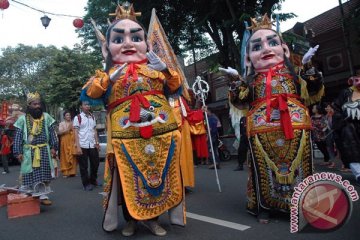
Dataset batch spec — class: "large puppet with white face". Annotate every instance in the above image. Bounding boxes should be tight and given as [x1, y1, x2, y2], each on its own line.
[332, 72, 360, 184]
[220, 14, 324, 223]
[82, 3, 184, 235]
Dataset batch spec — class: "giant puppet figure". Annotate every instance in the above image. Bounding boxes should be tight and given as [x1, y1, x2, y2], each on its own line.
[332, 72, 360, 184]
[81, 3, 184, 237]
[221, 14, 324, 223]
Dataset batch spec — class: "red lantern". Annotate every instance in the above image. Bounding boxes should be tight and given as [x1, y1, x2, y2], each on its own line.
[73, 18, 84, 29]
[0, 0, 10, 10]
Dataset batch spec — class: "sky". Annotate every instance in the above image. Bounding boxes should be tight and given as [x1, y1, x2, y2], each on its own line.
[0, 0, 88, 49]
[0, 0, 346, 50]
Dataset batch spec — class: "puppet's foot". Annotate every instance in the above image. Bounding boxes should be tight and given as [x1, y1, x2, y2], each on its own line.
[257, 211, 270, 224]
[142, 220, 167, 236]
[122, 220, 137, 237]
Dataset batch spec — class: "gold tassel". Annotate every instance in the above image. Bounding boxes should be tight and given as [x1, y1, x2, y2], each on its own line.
[254, 130, 307, 184]
[300, 79, 325, 106]
[238, 87, 249, 100]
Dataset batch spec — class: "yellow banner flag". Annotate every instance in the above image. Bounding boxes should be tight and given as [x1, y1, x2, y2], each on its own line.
[148, 9, 190, 101]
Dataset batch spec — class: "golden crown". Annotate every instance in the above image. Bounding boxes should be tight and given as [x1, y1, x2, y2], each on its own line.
[247, 13, 274, 31]
[109, 1, 141, 21]
[26, 92, 41, 104]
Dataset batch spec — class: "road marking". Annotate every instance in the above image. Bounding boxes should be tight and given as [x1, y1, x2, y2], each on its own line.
[186, 212, 251, 231]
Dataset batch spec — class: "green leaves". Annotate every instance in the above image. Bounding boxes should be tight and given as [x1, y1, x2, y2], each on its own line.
[77, 0, 292, 70]
[0, 45, 101, 114]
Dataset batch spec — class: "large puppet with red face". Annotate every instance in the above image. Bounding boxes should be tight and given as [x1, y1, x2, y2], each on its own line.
[332, 72, 360, 185]
[220, 14, 324, 223]
[81, 3, 184, 236]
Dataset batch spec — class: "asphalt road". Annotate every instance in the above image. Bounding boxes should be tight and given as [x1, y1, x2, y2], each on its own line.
[0, 157, 359, 240]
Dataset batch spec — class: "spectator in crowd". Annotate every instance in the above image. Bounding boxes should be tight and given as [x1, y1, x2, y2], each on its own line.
[234, 117, 248, 171]
[324, 103, 337, 168]
[73, 101, 100, 191]
[1, 129, 11, 174]
[204, 107, 221, 170]
[311, 104, 331, 166]
[58, 110, 77, 177]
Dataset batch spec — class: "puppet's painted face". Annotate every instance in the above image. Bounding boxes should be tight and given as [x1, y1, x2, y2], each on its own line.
[108, 19, 147, 63]
[352, 76, 360, 90]
[246, 29, 289, 70]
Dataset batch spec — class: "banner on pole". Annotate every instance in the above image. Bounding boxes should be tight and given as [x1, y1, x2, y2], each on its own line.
[148, 9, 190, 101]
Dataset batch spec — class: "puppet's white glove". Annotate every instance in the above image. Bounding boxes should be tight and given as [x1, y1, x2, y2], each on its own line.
[218, 66, 239, 77]
[147, 51, 167, 71]
[110, 63, 128, 82]
[302, 45, 319, 64]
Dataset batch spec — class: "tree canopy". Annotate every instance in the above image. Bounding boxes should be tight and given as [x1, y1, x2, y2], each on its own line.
[0, 45, 101, 115]
[0, 0, 297, 114]
[78, 0, 295, 70]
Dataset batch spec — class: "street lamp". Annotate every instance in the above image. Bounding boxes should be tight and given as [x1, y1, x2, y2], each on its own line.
[40, 15, 51, 29]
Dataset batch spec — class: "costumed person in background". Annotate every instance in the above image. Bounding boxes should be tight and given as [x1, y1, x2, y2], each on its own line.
[5, 103, 25, 126]
[223, 14, 324, 223]
[166, 87, 195, 190]
[187, 95, 208, 166]
[13, 92, 59, 206]
[332, 72, 360, 184]
[58, 110, 77, 178]
[81, 2, 184, 237]
[219, 67, 249, 171]
[146, 7, 195, 191]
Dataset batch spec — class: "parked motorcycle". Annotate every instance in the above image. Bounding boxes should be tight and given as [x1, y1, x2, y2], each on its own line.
[218, 139, 231, 161]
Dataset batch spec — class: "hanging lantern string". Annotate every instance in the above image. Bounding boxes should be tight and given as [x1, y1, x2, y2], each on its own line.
[10, 0, 82, 18]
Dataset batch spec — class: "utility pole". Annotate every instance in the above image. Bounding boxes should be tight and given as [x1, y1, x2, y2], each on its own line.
[338, 0, 354, 76]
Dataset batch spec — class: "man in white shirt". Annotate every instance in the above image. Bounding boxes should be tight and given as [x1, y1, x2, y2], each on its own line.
[73, 101, 100, 191]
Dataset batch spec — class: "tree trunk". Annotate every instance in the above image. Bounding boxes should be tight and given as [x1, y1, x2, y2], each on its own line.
[204, 20, 230, 66]
[225, 0, 244, 42]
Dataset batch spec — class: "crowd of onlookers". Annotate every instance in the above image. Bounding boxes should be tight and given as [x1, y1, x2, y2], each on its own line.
[0, 101, 101, 192]
[0, 100, 356, 177]
[310, 102, 351, 171]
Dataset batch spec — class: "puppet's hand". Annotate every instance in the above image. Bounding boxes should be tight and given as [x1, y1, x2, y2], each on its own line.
[218, 67, 239, 77]
[302, 45, 319, 64]
[147, 51, 167, 71]
[110, 63, 128, 82]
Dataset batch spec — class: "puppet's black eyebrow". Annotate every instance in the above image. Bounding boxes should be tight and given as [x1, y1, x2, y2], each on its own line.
[250, 38, 261, 43]
[130, 28, 142, 33]
[266, 34, 277, 40]
[113, 28, 125, 33]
